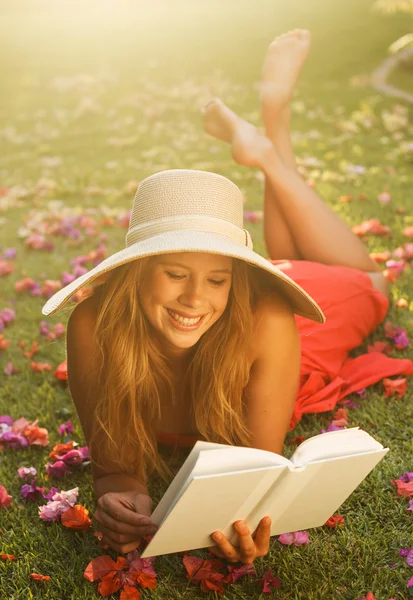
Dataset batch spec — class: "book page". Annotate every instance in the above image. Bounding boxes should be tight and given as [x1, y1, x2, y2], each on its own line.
[142, 447, 388, 558]
[152, 442, 290, 525]
[142, 465, 287, 558]
[291, 427, 384, 466]
[267, 449, 388, 534]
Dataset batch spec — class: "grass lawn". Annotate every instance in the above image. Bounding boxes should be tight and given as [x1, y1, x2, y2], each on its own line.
[0, 0, 413, 598]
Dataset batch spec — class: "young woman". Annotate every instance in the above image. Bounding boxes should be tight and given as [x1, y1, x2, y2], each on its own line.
[43, 30, 412, 565]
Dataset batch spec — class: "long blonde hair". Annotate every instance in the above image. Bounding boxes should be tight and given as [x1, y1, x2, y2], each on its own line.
[87, 254, 268, 484]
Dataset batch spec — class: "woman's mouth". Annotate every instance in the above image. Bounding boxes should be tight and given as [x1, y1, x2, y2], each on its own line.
[164, 307, 206, 331]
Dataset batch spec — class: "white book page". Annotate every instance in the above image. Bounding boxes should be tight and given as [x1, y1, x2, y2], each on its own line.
[291, 427, 384, 466]
[152, 442, 290, 524]
[142, 447, 388, 558]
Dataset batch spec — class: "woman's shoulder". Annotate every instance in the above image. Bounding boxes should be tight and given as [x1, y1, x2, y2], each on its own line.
[249, 290, 296, 363]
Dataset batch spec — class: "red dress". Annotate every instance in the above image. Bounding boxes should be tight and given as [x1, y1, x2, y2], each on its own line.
[158, 260, 413, 449]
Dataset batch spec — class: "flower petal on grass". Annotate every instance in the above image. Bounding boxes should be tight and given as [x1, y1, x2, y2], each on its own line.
[45, 460, 72, 478]
[324, 515, 345, 528]
[227, 563, 256, 583]
[259, 569, 281, 593]
[84, 556, 118, 582]
[17, 466, 37, 480]
[383, 378, 407, 399]
[393, 479, 413, 497]
[97, 572, 122, 597]
[61, 504, 92, 530]
[120, 585, 141, 600]
[29, 573, 50, 581]
[1, 554, 17, 560]
[278, 531, 310, 545]
[0, 485, 12, 507]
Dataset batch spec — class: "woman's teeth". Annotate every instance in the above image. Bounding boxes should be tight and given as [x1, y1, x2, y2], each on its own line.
[166, 309, 202, 326]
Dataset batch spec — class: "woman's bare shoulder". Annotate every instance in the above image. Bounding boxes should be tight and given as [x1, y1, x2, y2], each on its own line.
[249, 291, 296, 363]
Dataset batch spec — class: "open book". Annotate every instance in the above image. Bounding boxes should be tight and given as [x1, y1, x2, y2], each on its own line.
[141, 427, 388, 558]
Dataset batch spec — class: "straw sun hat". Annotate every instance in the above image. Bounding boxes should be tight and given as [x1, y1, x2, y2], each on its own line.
[42, 169, 325, 322]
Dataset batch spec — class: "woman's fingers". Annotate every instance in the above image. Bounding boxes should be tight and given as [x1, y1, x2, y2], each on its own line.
[252, 516, 272, 554]
[211, 531, 240, 563]
[100, 529, 141, 554]
[94, 507, 157, 538]
[97, 494, 154, 528]
[233, 521, 256, 563]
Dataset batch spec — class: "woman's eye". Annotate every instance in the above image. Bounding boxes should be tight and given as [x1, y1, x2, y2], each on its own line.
[165, 272, 226, 286]
[210, 280, 226, 286]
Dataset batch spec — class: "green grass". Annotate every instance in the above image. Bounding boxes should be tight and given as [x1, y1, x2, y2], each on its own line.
[1, 0, 413, 598]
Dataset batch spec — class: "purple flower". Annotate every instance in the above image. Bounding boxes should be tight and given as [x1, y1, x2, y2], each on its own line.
[45, 461, 71, 478]
[0, 308, 15, 324]
[58, 420, 74, 436]
[399, 548, 413, 566]
[42, 487, 59, 500]
[393, 330, 409, 350]
[17, 466, 37, 480]
[21, 481, 45, 501]
[0, 431, 29, 448]
[61, 271, 76, 286]
[56, 449, 83, 465]
[400, 472, 413, 483]
[78, 446, 89, 460]
[407, 499, 413, 511]
[278, 531, 310, 546]
[355, 388, 367, 398]
[321, 423, 345, 434]
[0, 416, 13, 426]
[4, 248, 16, 259]
[4, 362, 17, 376]
[38, 501, 65, 521]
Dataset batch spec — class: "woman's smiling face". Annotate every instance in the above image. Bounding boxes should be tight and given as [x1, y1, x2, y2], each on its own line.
[138, 252, 233, 360]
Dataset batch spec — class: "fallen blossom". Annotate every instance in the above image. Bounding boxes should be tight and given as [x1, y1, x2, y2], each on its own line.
[226, 563, 256, 583]
[17, 466, 37, 480]
[0, 485, 12, 508]
[399, 548, 413, 566]
[393, 479, 413, 497]
[259, 569, 281, 594]
[45, 460, 72, 478]
[352, 219, 391, 237]
[367, 341, 393, 354]
[58, 420, 74, 436]
[22, 420, 49, 446]
[324, 515, 345, 528]
[278, 531, 310, 545]
[332, 408, 348, 427]
[377, 192, 391, 204]
[61, 504, 92, 530]
[21, 481, 45, 501]
[4, 362, 18, 375]
[321, 423, 345, 433]
[383, 378, 407, 399]
[29, 573, 50, 581]
[396, 298, 408, 308]
[1, 554, 17, 560]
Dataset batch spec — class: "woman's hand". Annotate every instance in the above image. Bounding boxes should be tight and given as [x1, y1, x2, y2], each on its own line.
[208, 516, 272, 564]
[94, 491, 158, 554]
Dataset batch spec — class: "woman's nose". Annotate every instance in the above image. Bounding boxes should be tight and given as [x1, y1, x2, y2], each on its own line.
[179, 280, 204, 307]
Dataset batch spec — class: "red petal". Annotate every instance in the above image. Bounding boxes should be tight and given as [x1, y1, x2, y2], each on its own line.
[84, 556, 117, 582]
[61, 504, 92, 530]
[1, 554, 16, 560]
[97, 573, 122, 597]
[120, 585, 141, 600]
[134, 572, 157, 589]
[29, 573, 50, 581]
[183, 555, 203, 578]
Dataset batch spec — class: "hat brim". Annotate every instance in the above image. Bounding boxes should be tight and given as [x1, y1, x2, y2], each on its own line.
[41, 230, 325, 323]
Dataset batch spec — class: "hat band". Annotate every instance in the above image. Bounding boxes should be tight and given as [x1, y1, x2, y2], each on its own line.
[125, 215, 253, 250]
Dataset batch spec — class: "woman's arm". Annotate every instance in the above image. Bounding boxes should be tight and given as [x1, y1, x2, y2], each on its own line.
[244, 292, 301, 455]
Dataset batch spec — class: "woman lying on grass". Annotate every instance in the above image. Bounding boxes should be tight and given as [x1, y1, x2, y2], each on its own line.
[43, 29, 410, 565]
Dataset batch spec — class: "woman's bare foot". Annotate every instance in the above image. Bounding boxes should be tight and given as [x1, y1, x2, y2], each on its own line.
[260, 29, 312, 133]
[203, 98, 275, 168]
